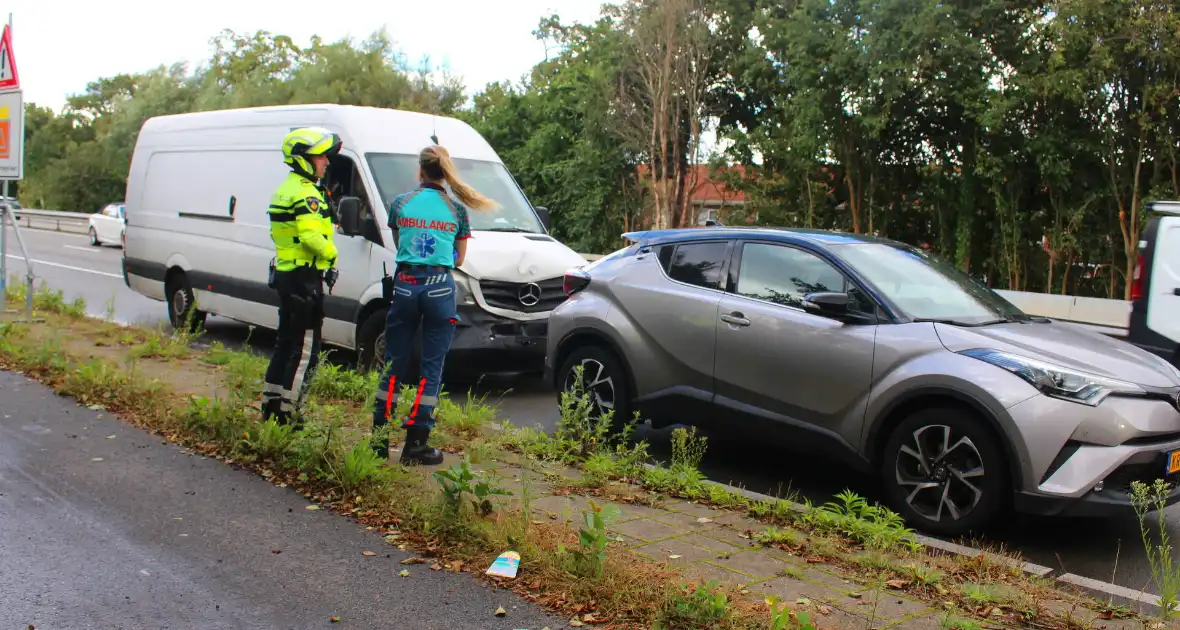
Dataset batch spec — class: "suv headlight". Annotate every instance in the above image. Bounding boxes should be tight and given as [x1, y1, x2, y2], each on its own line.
[959, 348, 1145, 406]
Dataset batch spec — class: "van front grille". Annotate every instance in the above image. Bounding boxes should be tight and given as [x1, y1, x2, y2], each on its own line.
[479, 277, 567, 314]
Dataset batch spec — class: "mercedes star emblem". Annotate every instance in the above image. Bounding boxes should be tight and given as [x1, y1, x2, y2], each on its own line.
[518, 282, 543, 307]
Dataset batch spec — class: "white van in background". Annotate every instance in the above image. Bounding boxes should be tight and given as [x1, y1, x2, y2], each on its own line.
[1129, 200, 1180, 365]
[121, 104, 588, 373]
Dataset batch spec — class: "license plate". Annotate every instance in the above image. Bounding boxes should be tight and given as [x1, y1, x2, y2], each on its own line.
[1169, 451, 1180, 475]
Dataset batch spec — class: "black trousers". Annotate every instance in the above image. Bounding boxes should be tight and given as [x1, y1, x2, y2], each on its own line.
[262, 267, 325, 423]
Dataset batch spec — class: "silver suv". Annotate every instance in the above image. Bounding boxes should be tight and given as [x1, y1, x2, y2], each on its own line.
[544, 227, 1180, 535]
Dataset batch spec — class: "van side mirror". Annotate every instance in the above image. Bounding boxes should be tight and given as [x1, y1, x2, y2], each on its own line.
[534, 206, 550, 231]
[338, 196, 362, 236]
[802, 291, 850, 317]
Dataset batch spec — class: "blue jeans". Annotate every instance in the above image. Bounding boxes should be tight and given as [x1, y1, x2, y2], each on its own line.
[372, 265, 457, 432]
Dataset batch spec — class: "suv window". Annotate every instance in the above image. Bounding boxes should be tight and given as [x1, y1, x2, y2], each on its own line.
[736, 242, 872, 311]
[658, 241, 728, 290]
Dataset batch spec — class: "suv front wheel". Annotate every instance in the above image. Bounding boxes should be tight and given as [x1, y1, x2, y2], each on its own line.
[558, 345, 632, 431]
[879, 407, 1009, 537]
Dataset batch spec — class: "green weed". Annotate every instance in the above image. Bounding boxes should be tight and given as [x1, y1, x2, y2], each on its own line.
[433, 456, 513, 521]
[801, 490, 920, 552]
[308, 359, 376, 401]
[328, 440, 386, 493]
[767, 596, 815, 630]
[559, 499, 619, 579]
[1130, 479, 1180, 618]
[241, 418, 297, 462]
[655, 580, 733, 629]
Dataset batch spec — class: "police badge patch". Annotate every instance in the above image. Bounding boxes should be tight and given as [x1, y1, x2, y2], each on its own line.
[305, 197, 321, 213]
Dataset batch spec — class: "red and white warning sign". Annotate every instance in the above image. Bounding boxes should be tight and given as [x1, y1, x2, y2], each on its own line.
[0, 25, 19, 93]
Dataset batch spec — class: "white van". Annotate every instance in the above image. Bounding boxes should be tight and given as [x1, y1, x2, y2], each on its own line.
[1128, 200, 1180, 365]
[121, 104, 588, 372]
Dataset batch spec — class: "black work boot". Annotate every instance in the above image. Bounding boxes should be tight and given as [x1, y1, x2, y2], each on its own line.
[262, 398, 290, 425]
[399, 425, 444, 466]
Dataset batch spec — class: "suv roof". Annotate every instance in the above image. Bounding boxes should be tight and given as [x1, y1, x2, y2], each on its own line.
[621, 226, 904, 248]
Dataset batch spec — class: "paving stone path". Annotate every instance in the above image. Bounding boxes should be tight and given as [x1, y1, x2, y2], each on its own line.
[460, 454, 1145, 630]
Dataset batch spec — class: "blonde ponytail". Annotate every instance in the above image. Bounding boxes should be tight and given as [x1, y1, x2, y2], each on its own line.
[419, 145, 498, 211]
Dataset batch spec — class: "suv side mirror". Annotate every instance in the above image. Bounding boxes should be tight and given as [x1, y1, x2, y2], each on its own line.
[534, 206, 550, 231]
[338, 196, 362, 236]
[802, 291, 850, 317]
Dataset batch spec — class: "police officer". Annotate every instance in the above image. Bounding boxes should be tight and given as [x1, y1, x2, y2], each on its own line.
[261, 127, 343, 426]
[372, 144, 497, 465]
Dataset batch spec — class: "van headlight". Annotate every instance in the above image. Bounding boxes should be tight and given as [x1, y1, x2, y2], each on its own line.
[959, 348, 1145, 406]
[453, 271, 476, 306]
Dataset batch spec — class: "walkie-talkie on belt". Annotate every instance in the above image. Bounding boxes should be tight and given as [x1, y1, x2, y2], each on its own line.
[381, 262, 394, 301]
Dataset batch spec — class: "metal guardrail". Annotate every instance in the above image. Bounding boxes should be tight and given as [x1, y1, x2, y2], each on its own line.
[11, 208, 90, 234]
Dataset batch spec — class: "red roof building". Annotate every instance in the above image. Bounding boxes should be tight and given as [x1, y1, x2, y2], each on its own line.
[636, 164, 749, 226]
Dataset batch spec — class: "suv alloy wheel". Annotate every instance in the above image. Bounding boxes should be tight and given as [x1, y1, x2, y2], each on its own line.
[558, 345, 633, 431]
[879, 406, 1010, 536]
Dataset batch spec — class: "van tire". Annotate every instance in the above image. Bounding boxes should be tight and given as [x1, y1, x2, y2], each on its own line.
[356, 308, 421, 384]
[165, 272, 206, 333]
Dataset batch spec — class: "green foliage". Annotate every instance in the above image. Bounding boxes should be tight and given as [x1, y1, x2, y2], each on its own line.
[21, 28, 463, 213]
[307, 359, 377, 402]
[6, 279, 87, 318]
[766, 596, 815, 630]
[241, 418, 297, 462]
[433, 456, 513, 520]
[505, 363, 647, 467]
[800, 490, 920, 553]
[434, 388, 498, 440]
[559, 498, 620, 579]
[655, 580, 734, 629]
[329, 440, 386, 493]
[1130, 479, 1180, 618]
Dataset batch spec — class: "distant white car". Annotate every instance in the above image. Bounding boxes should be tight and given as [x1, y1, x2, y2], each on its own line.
[1, 196, 21, 219]
[89, 202, 126, 247]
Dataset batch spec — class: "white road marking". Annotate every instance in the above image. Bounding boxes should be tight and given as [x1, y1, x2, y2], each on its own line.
[64, 245, 101, 253]
[4, 254, 122, 279]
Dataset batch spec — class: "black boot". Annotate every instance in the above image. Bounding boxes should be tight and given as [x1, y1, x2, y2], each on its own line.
[399, 425, 444, 466]
[262, 398, 291, 425]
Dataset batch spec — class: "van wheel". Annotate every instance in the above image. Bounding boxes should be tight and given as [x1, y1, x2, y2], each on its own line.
[879, 407, 1009, 537]
[165, 272, 207, 333]
[355, 308, 420, 383]
[558, 345, 632, 432]
[88, 227, 100, 246]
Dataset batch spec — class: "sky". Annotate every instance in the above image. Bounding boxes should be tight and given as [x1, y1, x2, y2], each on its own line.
[8, 0, 607, 110]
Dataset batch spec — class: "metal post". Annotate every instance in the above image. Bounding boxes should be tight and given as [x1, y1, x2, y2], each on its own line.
[0, 15, 10, 313]
[0, 181, 7, 313]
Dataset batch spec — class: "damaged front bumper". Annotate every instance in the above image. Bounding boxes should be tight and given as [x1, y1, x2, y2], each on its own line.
[449, 304, 548, 373]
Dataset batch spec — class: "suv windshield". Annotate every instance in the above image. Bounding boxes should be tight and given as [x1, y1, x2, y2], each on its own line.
[837, 242, 1028, 324]
[365, 153, 544, 233]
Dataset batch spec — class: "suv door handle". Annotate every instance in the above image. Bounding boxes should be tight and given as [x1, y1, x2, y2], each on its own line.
[720, 312, 751, 327]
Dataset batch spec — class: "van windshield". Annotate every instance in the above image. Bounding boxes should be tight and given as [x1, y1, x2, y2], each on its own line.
[365, 153, 544, 233]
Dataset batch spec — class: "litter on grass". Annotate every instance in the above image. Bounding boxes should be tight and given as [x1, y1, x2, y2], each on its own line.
[486, 550, 521, 579]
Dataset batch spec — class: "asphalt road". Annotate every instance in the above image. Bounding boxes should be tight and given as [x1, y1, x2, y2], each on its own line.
[0, 370, 566, 629]
[2, 225, 1174, 595]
